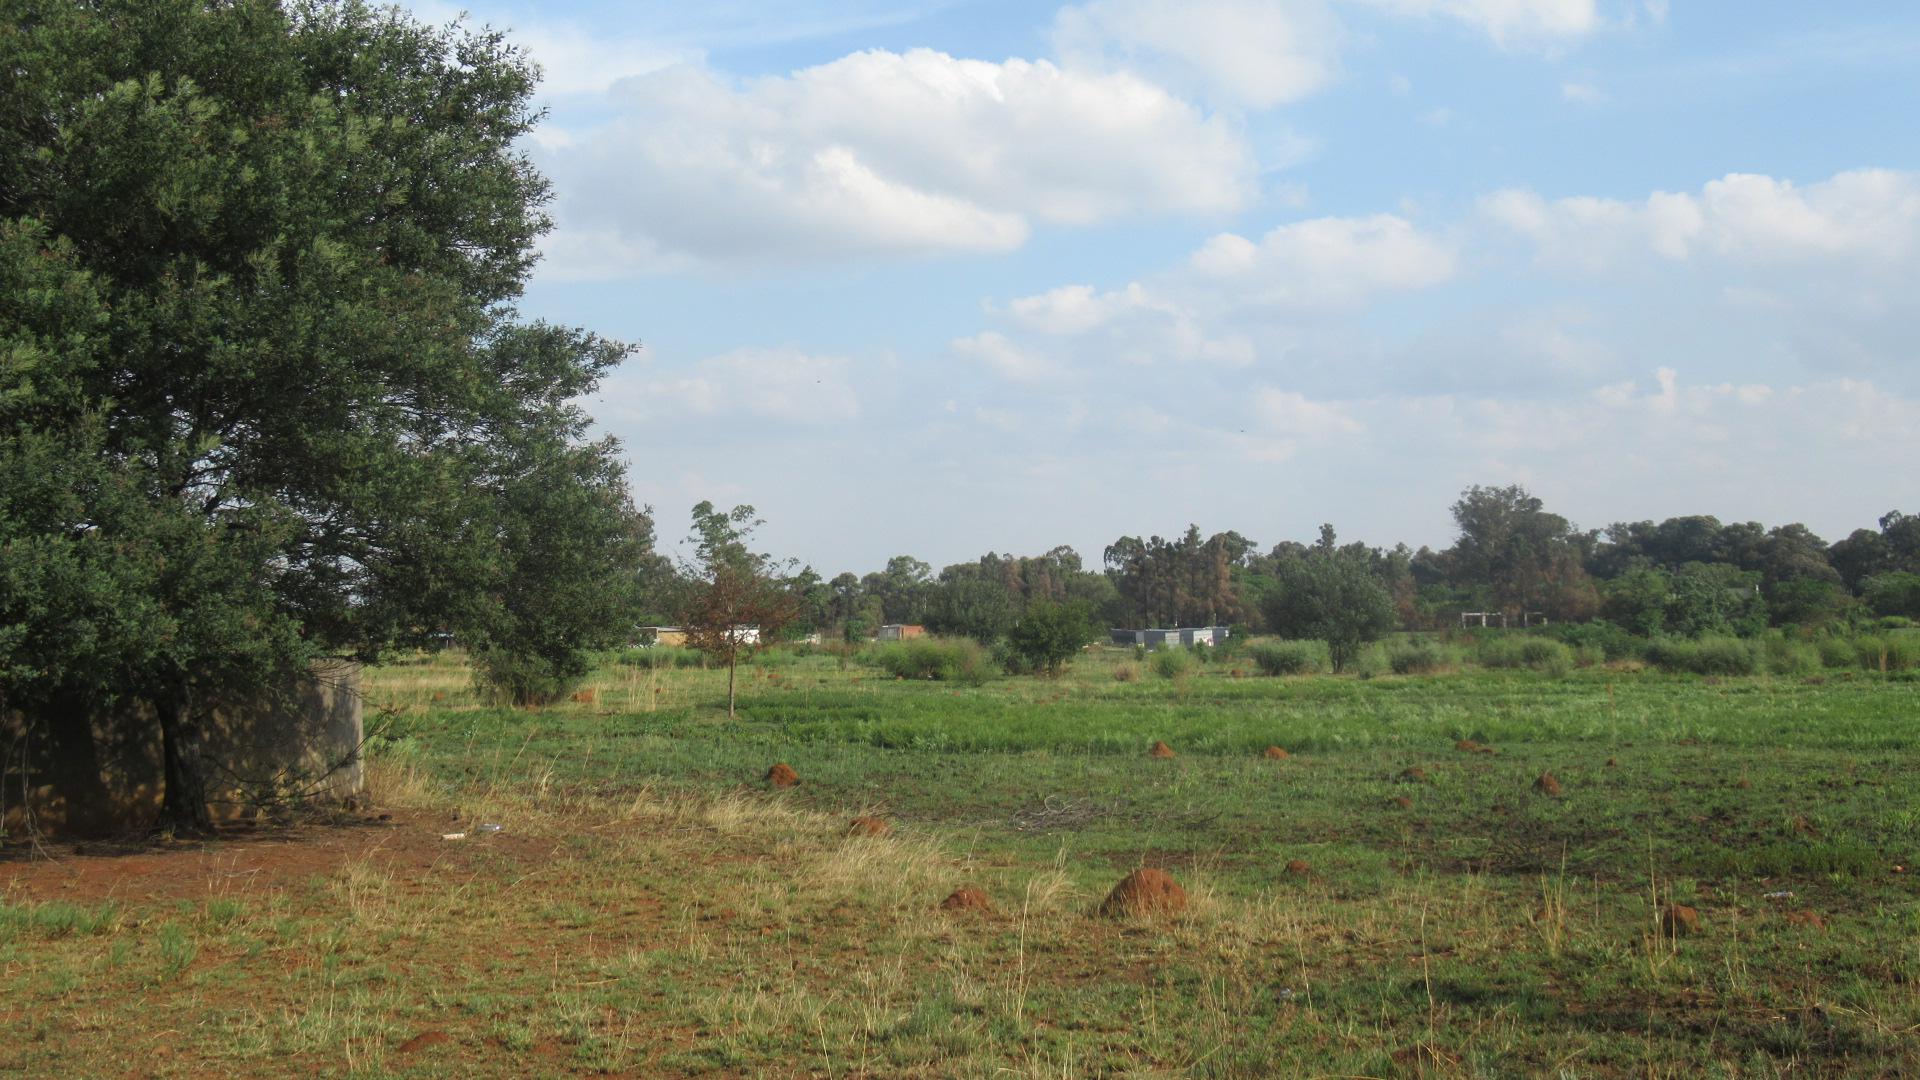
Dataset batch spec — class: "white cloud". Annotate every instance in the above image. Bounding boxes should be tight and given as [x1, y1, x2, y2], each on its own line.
[1004, 283, 1159, 336]
[1051, 0, 1344, 109]
[1255, 388, 1365, 434]
[1351, 0, 1600, 48]
[962, 212, 1450, 383]
[609, 347, 861, 424]
[1188, 214, 1456, 307]
[408, 1, 697, 99]
[1560, 80, 1605, 103]
[951, 332, 1063, 383]
[993, 280, 1258, 369]
[1480, 187, 1703, 267]
[540, 50, 1255, 273]
[1484, 169, 1920, 269]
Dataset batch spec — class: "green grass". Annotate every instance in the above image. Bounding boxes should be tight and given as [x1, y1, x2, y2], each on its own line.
[4, 645, 1918, 1077]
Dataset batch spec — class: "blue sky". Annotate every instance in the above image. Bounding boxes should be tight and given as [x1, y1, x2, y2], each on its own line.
[423, 0, 1920, 574]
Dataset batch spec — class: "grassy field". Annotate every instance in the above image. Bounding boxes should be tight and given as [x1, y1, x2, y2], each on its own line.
[3, 644, 1918, 1077]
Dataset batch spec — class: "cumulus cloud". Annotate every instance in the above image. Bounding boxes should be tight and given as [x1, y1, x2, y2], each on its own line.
[959, 212, 1451, 383]
[539, 50, 1255, 273]
[1484, 168, 1920, 269]
[1051, 0, 1345, 108]
[1187, 214, 1457, 307]
[950, 332, 1064, 383]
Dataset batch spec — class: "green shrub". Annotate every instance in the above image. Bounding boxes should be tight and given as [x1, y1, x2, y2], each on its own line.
[1477, 636, 1571, 674]
[1894, 634, 1920, 672]
[870, 638, 992, 685]
[1853, 635, 1889, 672]
[1758, 635, 1819, 676]
[1816, 636, 1857, 669]
[1249, 641, 1321, 676]
[1387, 639, 1452, 675]
[1151, 647, 1194, 680]
[472, 648, 583, 706]
[1645, 636, 1759, 676]
[618, 646, 705, 670]
[1348, 642, 1389, 679]
[1548, 620, 1645, 661]
[1856, 632, 1920, 672]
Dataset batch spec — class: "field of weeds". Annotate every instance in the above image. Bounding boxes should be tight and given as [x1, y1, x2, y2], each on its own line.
[4, 645, 1918, 1077]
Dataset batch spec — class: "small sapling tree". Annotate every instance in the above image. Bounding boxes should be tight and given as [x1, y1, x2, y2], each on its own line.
[677, 503, 798, 718]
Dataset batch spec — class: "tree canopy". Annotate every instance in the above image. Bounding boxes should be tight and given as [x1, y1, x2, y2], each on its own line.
[0, 0, 648, 829]
[1258, 527, 1396, 673]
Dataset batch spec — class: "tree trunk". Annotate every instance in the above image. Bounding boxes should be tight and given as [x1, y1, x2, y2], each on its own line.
[156, 690, 215, 835]
[726, 654, 738, 719]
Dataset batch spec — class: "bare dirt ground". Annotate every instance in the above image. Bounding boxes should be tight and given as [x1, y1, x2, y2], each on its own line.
[1, 810, 559, 906]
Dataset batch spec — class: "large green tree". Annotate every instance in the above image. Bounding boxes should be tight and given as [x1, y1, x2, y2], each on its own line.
[0, 0, 647, 830]
[1447, 485, 1597, 621]
[1259, 528, 1396, 673]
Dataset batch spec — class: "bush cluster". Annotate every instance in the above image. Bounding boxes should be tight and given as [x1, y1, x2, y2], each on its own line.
[1248, 640, 1322, 676]
[1475, 636, 1573, 675]
[870, 637, 993, 685]
[1387, 639, 1453, 675]
[1643, 636, 1759, 676]
[617, 645, 706, 670]
[1150, 647, 1195, 680]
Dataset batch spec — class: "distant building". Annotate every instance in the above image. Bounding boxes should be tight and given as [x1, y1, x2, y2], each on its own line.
[637, 625, 760, 647]
[1115, 626, 1231, 649]
[876, 624, 926, 641]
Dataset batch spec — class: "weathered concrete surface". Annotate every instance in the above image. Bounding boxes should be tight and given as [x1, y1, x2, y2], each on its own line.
[2, 660, 364, 837]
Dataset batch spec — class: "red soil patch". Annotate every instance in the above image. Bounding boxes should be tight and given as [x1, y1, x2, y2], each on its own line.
[765, 763, 800, 788]
[1396, 766, 1430, 784]
[1533, 771, 1564, 797]
[1099, 868, 1188, 917]
[1661, 904, 1701, 937]
[1792, 815, 1820, 837]
[1262, 746, 1290, 760]
[1390, 795, 1414, 810]
[1285, 859, 1311, 876]
[0, 810, 558, 907]
[1149, 741, 1177, 759]
[939, 887, 993, 912]
[847, 816, 890, 837]
[1734, 777, 1752, 789]
[1784, 910, 1826, 930]
[396, 1031, 452, 1054]
[1605, 757, 1618, 768]
[569, 688, 597, 704]
[1454, 739, 1483, 754]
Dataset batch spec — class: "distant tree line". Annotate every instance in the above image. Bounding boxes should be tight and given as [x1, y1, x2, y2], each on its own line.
[661, 487, 1920, 650]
